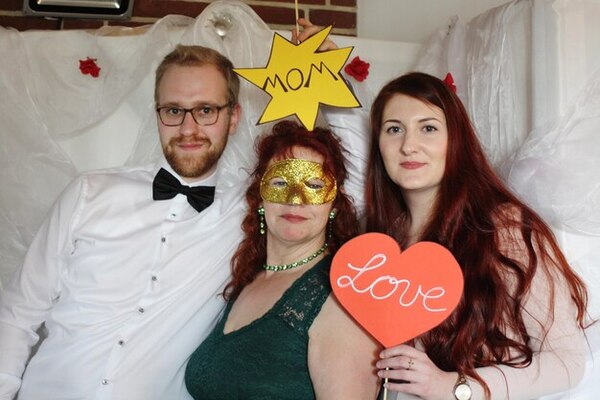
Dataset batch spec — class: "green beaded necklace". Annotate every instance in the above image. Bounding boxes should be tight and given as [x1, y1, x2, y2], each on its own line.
[262, 243, 328, 272]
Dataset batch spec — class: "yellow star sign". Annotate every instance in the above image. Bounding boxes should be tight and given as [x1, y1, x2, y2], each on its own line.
[234, 26, 360, 130]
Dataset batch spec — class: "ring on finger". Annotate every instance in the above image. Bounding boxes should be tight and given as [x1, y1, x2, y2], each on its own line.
[407, 357, 414, 370]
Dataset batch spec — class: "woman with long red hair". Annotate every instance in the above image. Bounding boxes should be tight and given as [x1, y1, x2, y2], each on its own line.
[185, 120, 379, 399]
[370, 72, 589, 399]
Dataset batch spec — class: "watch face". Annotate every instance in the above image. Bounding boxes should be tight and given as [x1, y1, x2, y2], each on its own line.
[454, 383, 472, 400]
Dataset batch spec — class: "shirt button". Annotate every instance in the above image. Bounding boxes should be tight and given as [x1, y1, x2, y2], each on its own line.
[151, 275, 158, 282]
[161, 237, 166, 243]
[138, 307, 145, 314]
[170, 213, 177, 218]
[118, 340, 125, 346]
[101, 379, 109, 385]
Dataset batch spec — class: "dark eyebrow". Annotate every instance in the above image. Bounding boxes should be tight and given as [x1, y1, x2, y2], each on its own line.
[418, 117, 442, 123]
[383, 119, 403, 124]
[157, 102, 218, 108]
[383, 117, 441, 125]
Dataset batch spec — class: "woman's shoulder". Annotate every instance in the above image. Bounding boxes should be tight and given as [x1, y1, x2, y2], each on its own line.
[490, 202, 539, 268]
[308, 294, 381, 397]
[491, 201, 524, 225]
[491, 202, 559, 275]
[491, 202, 523, 241]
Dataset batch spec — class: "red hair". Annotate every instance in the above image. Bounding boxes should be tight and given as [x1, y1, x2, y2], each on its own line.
[367, 72, 588, 397]
[224, 120, 359, 300]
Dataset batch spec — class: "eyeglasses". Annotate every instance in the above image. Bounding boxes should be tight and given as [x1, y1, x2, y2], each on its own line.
[156, 103, 231, 127]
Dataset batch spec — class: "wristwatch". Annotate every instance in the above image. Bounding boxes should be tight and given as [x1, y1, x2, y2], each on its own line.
[453, 373, 472, 400]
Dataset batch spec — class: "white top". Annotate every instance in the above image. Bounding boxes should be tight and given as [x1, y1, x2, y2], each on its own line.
[0, 109, 369, 400]
[0, 161, 246, 400]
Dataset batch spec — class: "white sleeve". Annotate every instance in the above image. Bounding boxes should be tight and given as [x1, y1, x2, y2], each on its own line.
[324, 107, 370, 218]
[0, 177, 82, 397]
[471, 274, 586, 399]
[469, 229, 587, 400]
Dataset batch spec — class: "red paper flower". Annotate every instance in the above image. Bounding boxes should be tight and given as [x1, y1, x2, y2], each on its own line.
[344, 56, 370, 82]
[79, 57, 101, 78]
[443, 72, 456, 93]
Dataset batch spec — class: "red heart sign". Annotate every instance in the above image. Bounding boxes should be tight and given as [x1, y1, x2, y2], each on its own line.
[331, 232, 463, 348]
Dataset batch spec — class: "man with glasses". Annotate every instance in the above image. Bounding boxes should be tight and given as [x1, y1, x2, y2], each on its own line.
[0, 45, 245, 400]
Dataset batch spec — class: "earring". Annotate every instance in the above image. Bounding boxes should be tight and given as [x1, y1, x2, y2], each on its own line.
[328, 210, 336, 239]
[258, 206, 266, 235]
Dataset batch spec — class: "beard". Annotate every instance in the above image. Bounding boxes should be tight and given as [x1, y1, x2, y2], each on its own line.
[163, 133, 229, 179]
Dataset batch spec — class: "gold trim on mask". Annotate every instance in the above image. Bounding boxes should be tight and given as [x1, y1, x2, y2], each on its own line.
[260, 158, 337, 205]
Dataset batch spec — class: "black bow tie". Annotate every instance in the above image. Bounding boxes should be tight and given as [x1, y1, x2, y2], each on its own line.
[152, 168, 215, 213]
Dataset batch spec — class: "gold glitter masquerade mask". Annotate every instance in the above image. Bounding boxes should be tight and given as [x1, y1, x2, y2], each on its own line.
[260, 158, 337, 205]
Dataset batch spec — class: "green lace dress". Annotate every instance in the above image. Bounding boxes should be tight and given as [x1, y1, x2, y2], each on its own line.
[184, 255, 333, 400]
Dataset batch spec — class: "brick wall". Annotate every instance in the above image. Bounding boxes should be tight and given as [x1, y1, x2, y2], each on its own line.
[0, 0, 356, 35]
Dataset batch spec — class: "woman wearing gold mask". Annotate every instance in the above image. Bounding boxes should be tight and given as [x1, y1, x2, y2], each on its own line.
[184, 120, 380, 399]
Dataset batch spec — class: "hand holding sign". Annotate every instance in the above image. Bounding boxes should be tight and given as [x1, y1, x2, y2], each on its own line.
[331, 233, 463, 347]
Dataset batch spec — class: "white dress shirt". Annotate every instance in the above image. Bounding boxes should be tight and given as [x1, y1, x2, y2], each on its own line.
[0, 160, 247, 400]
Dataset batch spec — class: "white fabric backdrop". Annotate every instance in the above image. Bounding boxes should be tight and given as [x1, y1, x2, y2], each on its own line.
[0, 0, 599, 398]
